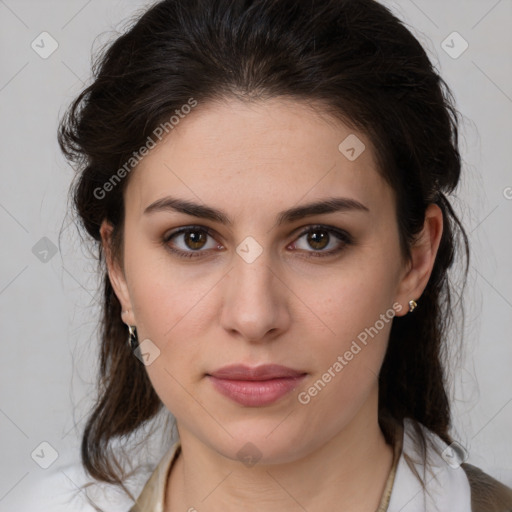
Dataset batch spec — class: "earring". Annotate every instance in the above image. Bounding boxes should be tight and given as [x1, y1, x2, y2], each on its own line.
[408, 299, 418, 313]
[128, 325, 138, 350]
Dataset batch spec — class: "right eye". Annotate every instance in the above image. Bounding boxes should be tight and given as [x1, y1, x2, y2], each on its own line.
[162, 226, 223, 258]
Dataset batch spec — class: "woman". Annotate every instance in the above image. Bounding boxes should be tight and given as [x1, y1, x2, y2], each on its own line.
[57, 0, 512, 510]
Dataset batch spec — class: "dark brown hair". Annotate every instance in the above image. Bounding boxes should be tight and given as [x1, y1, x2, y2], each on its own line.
[58, 0, 471, 506]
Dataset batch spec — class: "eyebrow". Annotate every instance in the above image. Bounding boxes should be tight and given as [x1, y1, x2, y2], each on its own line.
[143, 195, 370, 226]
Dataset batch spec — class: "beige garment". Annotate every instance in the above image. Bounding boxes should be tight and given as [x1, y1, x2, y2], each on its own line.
[129, 429, 403, 512]
[129, 441, 181, 512]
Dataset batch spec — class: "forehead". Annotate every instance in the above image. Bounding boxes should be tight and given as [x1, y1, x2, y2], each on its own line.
[127, 97, 393, 220]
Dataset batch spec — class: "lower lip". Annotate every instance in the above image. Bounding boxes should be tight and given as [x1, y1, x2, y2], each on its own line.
[207, 375, 306, 406]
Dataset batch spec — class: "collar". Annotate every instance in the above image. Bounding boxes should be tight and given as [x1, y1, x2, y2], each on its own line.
[386, 418, 472, 511]
[129, 440, 181, 512]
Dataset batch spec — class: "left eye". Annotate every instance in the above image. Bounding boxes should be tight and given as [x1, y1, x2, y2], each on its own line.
[291, 225, 352, 257]
[162, 225, 352, 259]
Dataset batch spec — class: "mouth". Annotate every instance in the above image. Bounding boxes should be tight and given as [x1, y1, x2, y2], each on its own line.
[206, 364, 307, 407]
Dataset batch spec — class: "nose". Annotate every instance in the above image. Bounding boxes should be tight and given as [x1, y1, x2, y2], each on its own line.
[220, 246, 290, 343]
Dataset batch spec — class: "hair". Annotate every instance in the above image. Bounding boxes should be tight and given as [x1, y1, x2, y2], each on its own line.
[58, 0, 471, 507]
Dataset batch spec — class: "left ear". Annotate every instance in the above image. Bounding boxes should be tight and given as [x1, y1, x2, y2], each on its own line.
[394, 203, 444, 317]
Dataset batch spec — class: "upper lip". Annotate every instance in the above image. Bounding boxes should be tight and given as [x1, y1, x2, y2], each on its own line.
[208, 364, 306, 381]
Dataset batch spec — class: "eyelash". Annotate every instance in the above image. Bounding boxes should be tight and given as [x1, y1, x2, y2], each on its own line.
[162, 224, 353, 259]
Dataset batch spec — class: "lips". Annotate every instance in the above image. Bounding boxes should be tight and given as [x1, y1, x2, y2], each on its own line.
[207, 364, 306, 381]
[206, 364, 307, 407]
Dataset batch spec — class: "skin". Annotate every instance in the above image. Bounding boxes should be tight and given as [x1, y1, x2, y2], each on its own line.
[100, 97, 443, 511]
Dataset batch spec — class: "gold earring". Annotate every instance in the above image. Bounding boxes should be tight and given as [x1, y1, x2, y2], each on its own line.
[408, 299, 418, 313]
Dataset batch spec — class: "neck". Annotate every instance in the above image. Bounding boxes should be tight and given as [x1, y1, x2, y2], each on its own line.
[166, 390, 395, 512]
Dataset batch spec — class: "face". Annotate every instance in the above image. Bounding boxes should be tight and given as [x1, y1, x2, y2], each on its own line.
[102, 97, 439, 464]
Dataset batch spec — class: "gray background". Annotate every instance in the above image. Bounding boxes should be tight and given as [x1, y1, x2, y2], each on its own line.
[0, 0, 511, 510]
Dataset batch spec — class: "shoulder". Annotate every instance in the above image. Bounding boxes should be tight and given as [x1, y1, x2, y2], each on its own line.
[461, 463, 512, 512]
[12, 463, 98, 512]
[13, 461, 148, 512]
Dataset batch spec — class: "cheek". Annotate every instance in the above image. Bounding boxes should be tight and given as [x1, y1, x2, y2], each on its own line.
[122, 243, 215, 397]
[130, 273, 210, 419]
[297, 261, 396, 347]
[296, 289, 394, 435]
[124, 234, 216, 342]
[292, 258, 398, 407]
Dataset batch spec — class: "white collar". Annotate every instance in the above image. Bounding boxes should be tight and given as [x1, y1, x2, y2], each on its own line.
[387, 418, 472, 511]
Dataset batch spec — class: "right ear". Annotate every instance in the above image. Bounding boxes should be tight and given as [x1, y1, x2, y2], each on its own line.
[99, 220, 136, 326]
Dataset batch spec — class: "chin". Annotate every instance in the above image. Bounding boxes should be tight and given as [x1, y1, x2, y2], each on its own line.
[207, 424, 311, 466]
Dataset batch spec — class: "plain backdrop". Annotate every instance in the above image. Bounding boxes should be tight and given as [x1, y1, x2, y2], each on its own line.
[0, 0, 511, 510]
